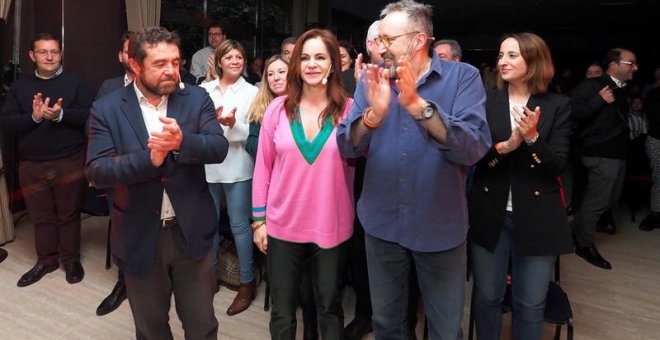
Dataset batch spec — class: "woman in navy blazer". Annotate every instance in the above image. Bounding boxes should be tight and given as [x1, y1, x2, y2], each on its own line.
[468, 33, 573, 340]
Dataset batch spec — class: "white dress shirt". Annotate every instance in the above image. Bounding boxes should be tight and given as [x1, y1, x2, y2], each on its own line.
[200, 77, 258, 183]
[133, 83, 176, 220]
[610, 75, 626, 88]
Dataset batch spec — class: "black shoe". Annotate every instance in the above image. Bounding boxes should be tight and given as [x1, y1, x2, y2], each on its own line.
[575, 244, 612, 270]
[639, 213, 660, 231]
[96, 280, 127, 316]
[64, 261, 85, 284]
[17, 263, 59, 287]
[344, 316, 373, 340]
[0, 248, 7, 264]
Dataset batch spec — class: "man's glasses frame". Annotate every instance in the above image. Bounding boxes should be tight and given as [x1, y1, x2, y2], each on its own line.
[33, 50, 61, 58]
[619, 60, 638, 67]
[374, 31, 419, 47]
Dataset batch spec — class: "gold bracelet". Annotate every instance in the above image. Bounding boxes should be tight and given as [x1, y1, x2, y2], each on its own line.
[252, 221, 265, 231]
[524, 133, 539, 145]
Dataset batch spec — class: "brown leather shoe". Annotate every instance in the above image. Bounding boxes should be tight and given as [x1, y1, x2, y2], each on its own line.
[226, 280, 256, 315]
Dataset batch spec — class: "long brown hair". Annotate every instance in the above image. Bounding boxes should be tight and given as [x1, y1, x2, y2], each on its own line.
[496, 32, 554, 95]
[284, 29, 348, 126]
[249, 54, 288, 124]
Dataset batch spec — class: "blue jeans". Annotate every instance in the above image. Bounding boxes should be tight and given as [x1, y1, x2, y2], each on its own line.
[365, 234, 466, 340]
[471, 212, 555, 340]
[208, 180, 254, 283]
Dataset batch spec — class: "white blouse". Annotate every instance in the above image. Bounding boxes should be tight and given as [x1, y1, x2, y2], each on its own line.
[506, 99, 527, 212]
[200, 77, 258, 183]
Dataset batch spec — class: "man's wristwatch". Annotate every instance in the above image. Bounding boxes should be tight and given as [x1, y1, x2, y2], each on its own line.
[414, 100, 435, 121]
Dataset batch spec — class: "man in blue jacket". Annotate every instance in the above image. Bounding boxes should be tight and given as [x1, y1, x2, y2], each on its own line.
[86, 26, 227, 339]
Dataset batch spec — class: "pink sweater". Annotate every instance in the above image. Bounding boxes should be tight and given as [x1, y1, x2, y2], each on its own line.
[252, 96, 355, 248]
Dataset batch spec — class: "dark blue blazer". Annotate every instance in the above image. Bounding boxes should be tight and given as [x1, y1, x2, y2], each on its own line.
[96, 76, 125, 99]
[85, 84, 228, 277]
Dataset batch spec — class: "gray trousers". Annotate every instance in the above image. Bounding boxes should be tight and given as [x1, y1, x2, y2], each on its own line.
[125, 224, 218, 340]
[645, 136, 660, 212]
[572, 156, 626, 246]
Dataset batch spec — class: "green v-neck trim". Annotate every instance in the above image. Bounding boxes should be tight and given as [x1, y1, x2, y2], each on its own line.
[291, 108, 334, 165]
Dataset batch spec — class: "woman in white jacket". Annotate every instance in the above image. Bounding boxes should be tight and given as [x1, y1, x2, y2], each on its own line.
[200, 39, 258, 316]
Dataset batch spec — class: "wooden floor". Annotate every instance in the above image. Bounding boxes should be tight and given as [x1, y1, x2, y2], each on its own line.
[1, 207, 659, 339]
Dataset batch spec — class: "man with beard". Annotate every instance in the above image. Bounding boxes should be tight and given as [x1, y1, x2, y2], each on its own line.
[571, 48, 639, 270]
[93, 31, 134, 317]
[337, 0, 490, 338]
[86, 26, 228, 339]
[0, 33, 92, 288]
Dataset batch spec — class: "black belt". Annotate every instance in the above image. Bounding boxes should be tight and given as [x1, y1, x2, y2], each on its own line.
[161, 217, 178, 229]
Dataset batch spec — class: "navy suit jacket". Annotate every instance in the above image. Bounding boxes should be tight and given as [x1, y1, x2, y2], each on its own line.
[96, 76, 125, 99]
[468, 88, 573, 257]
[85, 84, 228, 277]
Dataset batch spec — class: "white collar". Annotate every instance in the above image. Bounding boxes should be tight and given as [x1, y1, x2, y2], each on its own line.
[35, 65, 63, 79]
[133, 82, 167, 108]
[215, 76, 247, 94]
[610, 75, 626, 88]
[124, 73, 134, 87]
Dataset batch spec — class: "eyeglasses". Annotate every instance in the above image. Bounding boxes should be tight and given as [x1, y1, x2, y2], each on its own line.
[374, 31, 419, 47]
[208, 33, 223, 37]
[619, 60, 638, 67]
[33, 50, 61, 58]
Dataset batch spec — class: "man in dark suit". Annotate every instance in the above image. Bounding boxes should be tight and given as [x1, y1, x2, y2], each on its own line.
[571, 48, 638, 270]
[97, 32, 135, 100]
[86, 26, 228, 339]
[94, 31, 134, 317]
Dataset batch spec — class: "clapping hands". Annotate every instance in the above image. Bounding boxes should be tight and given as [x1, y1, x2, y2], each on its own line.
[32, 92, 63, 121]
[215, 106, 237, 128]
[496, 105, 541, 154]
[148, 116, 183, 166]
[511, 105, 541, 141]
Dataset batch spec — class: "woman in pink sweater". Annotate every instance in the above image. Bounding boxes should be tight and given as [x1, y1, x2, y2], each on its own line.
[252, 29, 354, 339]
